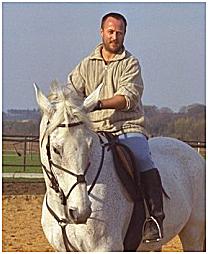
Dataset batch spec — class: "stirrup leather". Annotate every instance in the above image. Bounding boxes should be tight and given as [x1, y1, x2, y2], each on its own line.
[142, 216, 162, 243]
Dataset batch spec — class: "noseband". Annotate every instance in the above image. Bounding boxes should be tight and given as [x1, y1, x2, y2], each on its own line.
[40, 121, 106, 251]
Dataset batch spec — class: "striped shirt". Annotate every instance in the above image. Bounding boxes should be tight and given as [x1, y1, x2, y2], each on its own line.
[67, 44, 148, 137]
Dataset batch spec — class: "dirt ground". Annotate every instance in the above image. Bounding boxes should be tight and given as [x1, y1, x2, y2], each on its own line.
[2, 182, 183, 252]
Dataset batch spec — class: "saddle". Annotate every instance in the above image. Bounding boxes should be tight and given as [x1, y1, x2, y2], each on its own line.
[101, 132, 146, 251]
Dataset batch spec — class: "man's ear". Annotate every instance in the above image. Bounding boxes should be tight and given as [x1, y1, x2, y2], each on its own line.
[100, 28, 104, 39]
[82, 83, 104, 112]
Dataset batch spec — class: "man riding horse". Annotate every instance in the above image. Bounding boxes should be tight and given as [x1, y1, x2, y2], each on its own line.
[67, 12, 165, 243]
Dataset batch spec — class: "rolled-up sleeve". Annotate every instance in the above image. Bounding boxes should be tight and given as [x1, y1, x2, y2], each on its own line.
[114, 57, 144, 110]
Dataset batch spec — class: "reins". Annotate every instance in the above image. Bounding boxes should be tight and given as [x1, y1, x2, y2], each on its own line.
[45, 195, 77, 252]
[87, 134, 106, 194]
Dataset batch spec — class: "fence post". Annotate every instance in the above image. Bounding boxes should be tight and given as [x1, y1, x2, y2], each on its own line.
[23, 136, 27, 172]
[197, 142, 200, 154]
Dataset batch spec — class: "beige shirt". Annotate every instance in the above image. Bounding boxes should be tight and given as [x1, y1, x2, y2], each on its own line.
[67, 44, 148, 136]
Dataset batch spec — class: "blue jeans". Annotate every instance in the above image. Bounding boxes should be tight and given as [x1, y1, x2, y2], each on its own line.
[118, 133, 155, 172]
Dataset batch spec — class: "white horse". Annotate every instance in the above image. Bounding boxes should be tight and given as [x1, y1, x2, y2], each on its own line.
[34, 83, 205, 252]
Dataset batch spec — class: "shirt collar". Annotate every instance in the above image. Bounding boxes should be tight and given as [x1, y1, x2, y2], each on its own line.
[89, 43, 126, 62]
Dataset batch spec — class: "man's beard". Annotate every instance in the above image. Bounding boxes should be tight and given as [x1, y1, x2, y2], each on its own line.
[103, 40, 124, 54]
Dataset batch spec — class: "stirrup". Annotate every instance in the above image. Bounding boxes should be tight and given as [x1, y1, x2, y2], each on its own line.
[142, 216, 163, 243]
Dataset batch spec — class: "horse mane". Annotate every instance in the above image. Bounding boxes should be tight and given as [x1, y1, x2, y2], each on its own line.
[46, 80, 90, 135]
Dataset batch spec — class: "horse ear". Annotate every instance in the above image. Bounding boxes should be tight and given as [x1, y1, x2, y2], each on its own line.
[83, 83, 104, 112]
[33, 83, 54, 116]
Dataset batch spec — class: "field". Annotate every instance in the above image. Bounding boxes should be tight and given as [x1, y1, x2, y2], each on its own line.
[2, 182, 183, 252]
[2, 151, 42, 173]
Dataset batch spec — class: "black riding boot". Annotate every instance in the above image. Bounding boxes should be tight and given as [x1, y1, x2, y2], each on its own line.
[140, 168, 165, 243]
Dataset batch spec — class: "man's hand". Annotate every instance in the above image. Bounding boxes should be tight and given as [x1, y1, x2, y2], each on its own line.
[92, 100, 103, 111]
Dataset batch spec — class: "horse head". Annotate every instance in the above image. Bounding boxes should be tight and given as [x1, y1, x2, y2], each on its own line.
[34, 81, 102, 224]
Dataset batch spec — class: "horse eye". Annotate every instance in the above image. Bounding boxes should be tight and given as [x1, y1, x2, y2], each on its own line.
[53, 147, 61, 156]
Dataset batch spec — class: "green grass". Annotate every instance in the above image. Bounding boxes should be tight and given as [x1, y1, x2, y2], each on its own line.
[2, 151, 42, 173]
[3, 149, 206, 174]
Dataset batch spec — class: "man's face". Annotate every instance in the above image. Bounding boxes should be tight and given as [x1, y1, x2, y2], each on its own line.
[101, 17, 126, 54]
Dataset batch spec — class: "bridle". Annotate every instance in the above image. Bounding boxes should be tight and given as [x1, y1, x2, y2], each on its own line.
[43, 122, 91, 205]
[40, 121, 107, 251]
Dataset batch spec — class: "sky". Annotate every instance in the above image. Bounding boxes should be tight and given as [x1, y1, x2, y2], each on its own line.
[2, 2, 205, 112]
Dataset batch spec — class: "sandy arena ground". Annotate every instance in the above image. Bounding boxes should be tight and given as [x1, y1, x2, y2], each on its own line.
[2, 182, 183, 252]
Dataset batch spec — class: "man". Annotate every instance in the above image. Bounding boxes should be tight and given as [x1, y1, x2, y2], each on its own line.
[67, 12, 165, 243]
